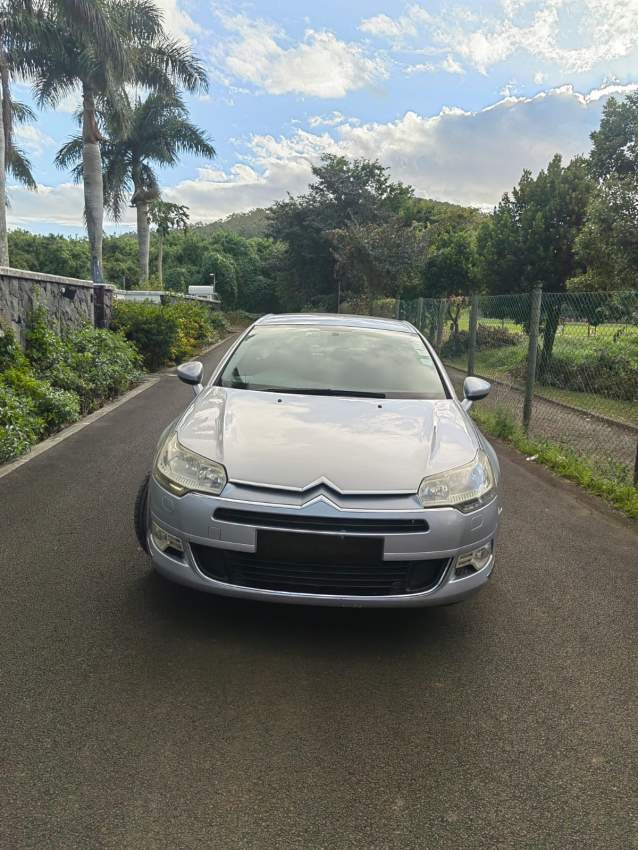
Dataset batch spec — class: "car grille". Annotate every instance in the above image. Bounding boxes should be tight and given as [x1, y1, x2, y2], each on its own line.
[213, 508, 428, 534]
[190, 542, 449, 597]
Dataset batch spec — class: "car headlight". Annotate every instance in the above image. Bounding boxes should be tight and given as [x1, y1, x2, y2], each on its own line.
[418, 450, 495, 512]
[154, 432, 227, 496]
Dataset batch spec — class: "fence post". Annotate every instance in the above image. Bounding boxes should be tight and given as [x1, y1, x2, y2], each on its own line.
[467, 293, 479, 376]
[416, 297, 424, 331]
[395, 297, 401, 320]
[435, 299, 446, 352]
[633, 440, 638, 488]
[523, 285, 543, 432]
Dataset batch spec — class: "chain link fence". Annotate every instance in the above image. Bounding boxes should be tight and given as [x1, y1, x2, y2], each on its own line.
[360, 290, 638, 487]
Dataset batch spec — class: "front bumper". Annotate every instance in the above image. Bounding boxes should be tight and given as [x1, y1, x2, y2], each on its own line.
[147, 477, 501, 608]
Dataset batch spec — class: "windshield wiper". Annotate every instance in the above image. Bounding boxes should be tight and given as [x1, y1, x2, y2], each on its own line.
[262, 387, 386, 399]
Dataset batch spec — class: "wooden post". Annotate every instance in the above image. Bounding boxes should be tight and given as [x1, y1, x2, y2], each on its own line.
[523, 285, 543, 432]
[435, 299, 446, 352]
[467, 293, 479, 376]
[416, 297, 424, 331]
[395, 297, 401, 320]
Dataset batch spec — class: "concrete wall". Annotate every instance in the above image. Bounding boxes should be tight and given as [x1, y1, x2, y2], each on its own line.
[0, 267, 113, 346]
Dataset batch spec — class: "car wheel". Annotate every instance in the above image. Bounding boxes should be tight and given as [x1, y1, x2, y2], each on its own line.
[134, 472, 151, 554]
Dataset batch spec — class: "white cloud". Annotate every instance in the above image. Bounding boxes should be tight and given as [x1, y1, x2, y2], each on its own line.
[13, 125, 56, 157]
[360, 4, 431, 43]
[405, 63, 435, 75]
[154, 0, 200, 42]
[9, 84, 638, 229]
[218, 14, 388, 98]
[441, 55, 465, 75]
[158, 82, 638, 219]
[7, 182, 85, 228]
[308, 111, 348, 127]
[359, 0, 638, 75]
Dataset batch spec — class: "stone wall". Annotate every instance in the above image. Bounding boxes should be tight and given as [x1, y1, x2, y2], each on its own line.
[0, 267, 113, 346]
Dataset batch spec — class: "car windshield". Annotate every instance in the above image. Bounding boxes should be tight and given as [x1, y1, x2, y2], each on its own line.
[218, 324, 448, 399]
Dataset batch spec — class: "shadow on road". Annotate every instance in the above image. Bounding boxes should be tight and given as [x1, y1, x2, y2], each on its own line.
[133, 567, 477, 658]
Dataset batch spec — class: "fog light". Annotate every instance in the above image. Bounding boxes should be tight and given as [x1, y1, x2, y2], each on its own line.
[456, 543, 492, 574]
[151, 521, 184, 554]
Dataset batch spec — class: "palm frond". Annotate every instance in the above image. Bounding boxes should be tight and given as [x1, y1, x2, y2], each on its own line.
[54, 135, 83, 171]
[134, 38, 208, 94]
[7, 146, 37, 189]
[11, 100, 36, 124]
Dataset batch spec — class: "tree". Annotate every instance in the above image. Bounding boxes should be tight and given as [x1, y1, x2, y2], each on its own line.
[577, 93, 638, 291]
[200, 251, 237, 307]
[475, 154, 592, 376]
[88, 93, 213, 282]
[35, 0, 207, 283]
[148, 199, 189, 286]
[268, 155, 413, 309]
[0, 0, 40, 265]
[329, 219, 429, 310]
[422, 229, 476, 298]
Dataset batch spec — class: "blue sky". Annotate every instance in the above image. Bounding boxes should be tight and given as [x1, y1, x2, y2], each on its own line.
[8, 0, 638, 234]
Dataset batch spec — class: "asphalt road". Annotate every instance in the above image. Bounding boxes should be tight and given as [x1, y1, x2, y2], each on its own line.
[1, 337, 637, 850]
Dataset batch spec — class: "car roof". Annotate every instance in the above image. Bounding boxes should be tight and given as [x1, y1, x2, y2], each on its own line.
[254, 313, 417, 334]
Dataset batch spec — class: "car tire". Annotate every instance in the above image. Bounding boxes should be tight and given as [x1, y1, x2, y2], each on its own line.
[134, 472, 151, 554]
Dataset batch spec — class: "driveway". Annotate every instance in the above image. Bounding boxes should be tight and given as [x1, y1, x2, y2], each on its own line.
[1, 337, 636, 850]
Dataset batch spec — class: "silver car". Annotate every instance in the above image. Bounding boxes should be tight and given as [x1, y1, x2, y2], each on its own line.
[135, 314, 501, 607]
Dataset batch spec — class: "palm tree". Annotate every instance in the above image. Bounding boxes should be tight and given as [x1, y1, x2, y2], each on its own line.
[31, 0, 207, 282]
[0, 0, 39, 266]
[95, 92, 213, 282]
[148, 199, 189, 285]
[57, 93, 214, 283]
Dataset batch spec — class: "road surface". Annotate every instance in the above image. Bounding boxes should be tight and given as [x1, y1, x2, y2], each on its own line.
[1, 337, 636, 850]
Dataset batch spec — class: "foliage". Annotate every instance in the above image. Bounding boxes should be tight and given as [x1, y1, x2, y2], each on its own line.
[111, 299, 228, 369]
[440, 323, 523, 358]
[201, 208, 271, 238]
[422, 229, 476, 298]
[475, 155, 593, 375]
[0, 311, 141, 463]
[472, 405, 638, 520]
[0, 384, 42, 464]
[111, 301, 179, 370]
[95, 95, 214, 223]
[149, 199, 190, 238]
[24, 307, 141, 413]
[268, 154, 413, 309]
[329, 219, 429, 305]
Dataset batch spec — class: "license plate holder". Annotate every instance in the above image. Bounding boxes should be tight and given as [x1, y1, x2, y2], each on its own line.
[257, 529, 383, 565]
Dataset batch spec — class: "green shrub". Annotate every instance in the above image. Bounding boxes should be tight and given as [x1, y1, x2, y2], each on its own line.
[1, 368, 80, 431]
[0, 326, 28, 371]
[0, 311, 141, 464]
[111, 302, 179, 370]
[64, 326, 142, 411]
[540, 351, 638, 402]
[0, 385, 43, 463]
[164, 301, 216, 362]
[112, 300, 229, 369]
[24, 306, 67, 373]
[441, 323, 523, 359]
[224, 310, 257, 328]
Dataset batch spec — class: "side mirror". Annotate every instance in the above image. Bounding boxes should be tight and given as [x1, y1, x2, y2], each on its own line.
[177, 361, 204, 396]
[461, 376, 491, 411]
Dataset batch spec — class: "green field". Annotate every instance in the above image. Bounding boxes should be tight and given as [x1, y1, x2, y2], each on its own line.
[442, 316, 638, 426]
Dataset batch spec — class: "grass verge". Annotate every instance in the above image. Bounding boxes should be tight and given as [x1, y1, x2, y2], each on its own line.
[446, 354, 638, 426]
[472, 405, 638, 521]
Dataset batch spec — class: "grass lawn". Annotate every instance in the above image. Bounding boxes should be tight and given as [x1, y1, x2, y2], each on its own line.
[446, 345, 638, 426]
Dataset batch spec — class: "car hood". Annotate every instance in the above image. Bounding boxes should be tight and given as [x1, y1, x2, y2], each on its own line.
[177, 387, 479, 494]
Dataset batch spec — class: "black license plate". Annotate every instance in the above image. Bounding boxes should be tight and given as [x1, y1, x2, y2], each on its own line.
[257, 530, 383, 566]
